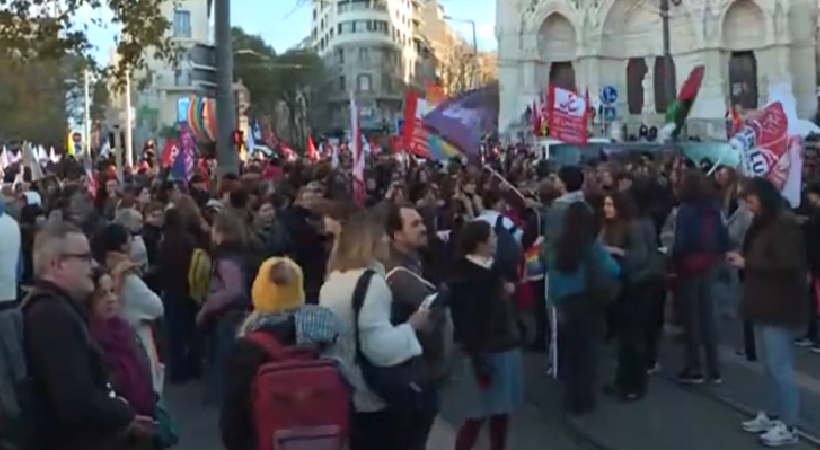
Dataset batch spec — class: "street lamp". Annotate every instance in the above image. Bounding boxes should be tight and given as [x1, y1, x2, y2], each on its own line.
[443, 15, 479, 89]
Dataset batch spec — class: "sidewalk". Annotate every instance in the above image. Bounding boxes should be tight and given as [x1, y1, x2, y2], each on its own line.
[658, 339, 820, 443]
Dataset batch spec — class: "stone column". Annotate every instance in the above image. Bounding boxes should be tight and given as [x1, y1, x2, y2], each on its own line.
[642, 62, 655, 116]
[691, 49, 725, 119]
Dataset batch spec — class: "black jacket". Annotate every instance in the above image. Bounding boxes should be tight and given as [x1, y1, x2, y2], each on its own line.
[448, 257, 520, 355]
[220, 318, 297, 450]
[23, 281, 135, 450]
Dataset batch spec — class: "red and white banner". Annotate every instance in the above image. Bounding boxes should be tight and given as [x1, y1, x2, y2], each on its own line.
[548, 84, 588, 144]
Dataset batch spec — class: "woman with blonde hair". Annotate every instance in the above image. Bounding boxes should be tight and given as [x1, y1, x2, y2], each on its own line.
[320, 211, 430, 450]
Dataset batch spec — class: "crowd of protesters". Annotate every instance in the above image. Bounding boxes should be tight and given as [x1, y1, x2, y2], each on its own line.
[0, 143, 817, 450]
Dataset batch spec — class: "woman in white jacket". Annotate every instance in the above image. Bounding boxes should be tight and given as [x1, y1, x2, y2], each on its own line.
[92, 223, 165, 393]
[320, 211, 429, 450]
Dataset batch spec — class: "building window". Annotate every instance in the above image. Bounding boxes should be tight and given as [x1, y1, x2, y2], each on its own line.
[339, 75, 347, 91]
[172, 10, 191, 38]
[359, 47, 369, 63]
[382, 73, 392, 93]
[357, 74, 372, 92]
[336, 48, 344, 64]
[626, 58, 647, 115]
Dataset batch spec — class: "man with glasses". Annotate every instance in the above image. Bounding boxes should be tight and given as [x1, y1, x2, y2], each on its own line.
[22, 222, 153, 449]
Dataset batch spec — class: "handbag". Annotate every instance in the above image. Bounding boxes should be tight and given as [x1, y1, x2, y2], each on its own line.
[351, 270, 431, 411]
[584, 245, 621, 306]
[153, 398, 179, 449]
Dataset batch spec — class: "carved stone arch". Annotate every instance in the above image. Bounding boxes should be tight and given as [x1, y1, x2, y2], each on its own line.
[524, 1, 581, 55]
[717, 0, 771, 49]
[599, 0, 662, 58]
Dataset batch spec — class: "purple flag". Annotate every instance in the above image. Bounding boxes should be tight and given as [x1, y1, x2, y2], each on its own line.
[423, 86, 496, 157]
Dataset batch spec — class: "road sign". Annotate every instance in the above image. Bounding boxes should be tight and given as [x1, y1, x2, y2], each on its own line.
[603, 106, 616, 121]
[600, 86, 618, 105]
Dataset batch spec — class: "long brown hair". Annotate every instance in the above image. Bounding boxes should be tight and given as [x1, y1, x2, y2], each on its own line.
[600, 192, 635, 247]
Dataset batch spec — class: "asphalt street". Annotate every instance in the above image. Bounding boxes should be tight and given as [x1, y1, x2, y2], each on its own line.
[164, 327, 820, 450]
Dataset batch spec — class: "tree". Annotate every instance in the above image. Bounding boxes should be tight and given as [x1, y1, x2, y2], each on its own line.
[271, 50, 326, 145]
[0, 1, 174, 85]
[232, 26, 278, 117]
[438, 44, 475, 95]
[90, 77, 111, 121]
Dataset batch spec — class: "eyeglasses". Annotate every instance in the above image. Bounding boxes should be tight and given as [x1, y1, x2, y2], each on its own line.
[59, 252, 94, 263]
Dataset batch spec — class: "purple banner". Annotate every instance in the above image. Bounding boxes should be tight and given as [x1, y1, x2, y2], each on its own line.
[423, 86, 496, 157]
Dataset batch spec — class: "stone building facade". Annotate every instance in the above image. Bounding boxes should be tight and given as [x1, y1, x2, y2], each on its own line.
[496, 0, 817, 139]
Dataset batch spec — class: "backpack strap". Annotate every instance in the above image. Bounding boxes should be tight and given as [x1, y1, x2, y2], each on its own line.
[351, 270, 376, 366]
[245, 331, 287, 360]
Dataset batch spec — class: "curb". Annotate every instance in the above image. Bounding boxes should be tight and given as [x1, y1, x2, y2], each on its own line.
[653, 370, 820, 448]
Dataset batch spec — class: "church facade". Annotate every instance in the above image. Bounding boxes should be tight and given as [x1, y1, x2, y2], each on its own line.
[495, 0, 817, 139]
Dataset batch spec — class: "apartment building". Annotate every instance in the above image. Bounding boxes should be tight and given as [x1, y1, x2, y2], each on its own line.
[311, 0, 423, 129]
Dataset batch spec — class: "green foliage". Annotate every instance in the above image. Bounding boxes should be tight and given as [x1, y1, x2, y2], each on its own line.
[89, 77, 110, 120]
[232, 26, 278, 117]
[0, 0, 174, 86]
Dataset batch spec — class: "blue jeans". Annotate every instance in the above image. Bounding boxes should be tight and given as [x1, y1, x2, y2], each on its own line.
[203, 310, 243, 405]
[757, 325, 800, 425]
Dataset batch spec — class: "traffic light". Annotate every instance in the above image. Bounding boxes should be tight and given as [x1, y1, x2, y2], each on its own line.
[232, 130, 243, 145]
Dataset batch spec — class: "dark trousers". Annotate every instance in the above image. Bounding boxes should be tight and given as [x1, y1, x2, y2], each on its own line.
[614, 281, 660, 395]
[530, 279, 547, 352]
[349, 407, 413, 450]
[406, 387, 439, 450]
[646, 284, 666, 367]
[164, 297, 201, 383]
[806, 278, 819, 341]
[559, 294, 601, 414]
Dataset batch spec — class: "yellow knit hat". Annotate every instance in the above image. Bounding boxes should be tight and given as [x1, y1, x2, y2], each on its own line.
[251, 257, 305, 313]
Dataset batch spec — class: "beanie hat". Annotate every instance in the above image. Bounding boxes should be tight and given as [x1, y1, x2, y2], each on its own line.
[251, 257, 305, 313]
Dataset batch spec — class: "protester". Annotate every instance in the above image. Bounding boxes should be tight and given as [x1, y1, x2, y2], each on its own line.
[24, 222, 152, 450]
[735, 177, 807, 447]
[320, 210, 429, 450]
[449, 220, 523, 450]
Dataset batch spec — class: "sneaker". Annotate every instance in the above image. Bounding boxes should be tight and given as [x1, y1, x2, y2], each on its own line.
[795, 337, 813, 347]
[743, 412, 775, 433]
[677, 368, 705, 384]
[709, 371, 722, 384]
[811, 344, 820, 354]
[647, 362, 660, 374]
[759, 422, 798, 447]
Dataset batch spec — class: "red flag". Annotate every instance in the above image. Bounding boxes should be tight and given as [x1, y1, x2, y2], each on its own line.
[306, 135, 319, 160]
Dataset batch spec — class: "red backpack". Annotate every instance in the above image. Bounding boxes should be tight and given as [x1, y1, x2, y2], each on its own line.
[246, 331, 350, 450]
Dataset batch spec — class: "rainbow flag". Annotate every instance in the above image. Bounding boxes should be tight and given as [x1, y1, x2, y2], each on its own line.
[426, 133, 459, 160]
[524, 238, 545, 281]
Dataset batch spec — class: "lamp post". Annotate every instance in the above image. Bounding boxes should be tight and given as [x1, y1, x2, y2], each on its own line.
[214, 0, 236, 176]
[443, 15, 479, 89]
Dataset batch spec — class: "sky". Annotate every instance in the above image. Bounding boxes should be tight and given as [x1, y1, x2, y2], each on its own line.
[84, 0, 496, 65]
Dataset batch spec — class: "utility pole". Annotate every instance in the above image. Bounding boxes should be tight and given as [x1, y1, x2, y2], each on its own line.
[660, 0, 676, 105]
[215, 0, 237, 176]
[124, 70, 133, 168]
[82, 69, 91, 157]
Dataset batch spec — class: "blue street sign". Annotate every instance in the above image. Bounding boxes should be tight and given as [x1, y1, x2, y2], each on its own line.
[600, 86, 618, 105]
[603, 106, 616, 121]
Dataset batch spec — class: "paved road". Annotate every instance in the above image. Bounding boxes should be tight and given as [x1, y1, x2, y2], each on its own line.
[164, 333, 820, 450]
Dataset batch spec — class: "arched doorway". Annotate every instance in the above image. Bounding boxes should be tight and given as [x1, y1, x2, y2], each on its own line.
[538, 13, 577, 91]
[654, 56, 676, 113]
[627, 58, 647, 115]
[722, 0, 764, 109]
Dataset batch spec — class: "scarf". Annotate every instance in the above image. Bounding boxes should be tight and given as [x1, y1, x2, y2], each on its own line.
[90, 317, 155, 416]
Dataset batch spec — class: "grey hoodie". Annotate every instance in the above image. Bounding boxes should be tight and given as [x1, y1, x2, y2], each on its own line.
[540, 190, 586, 269]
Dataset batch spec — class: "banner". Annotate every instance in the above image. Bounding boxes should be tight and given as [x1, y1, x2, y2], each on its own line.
[548, 85, 588, 144]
